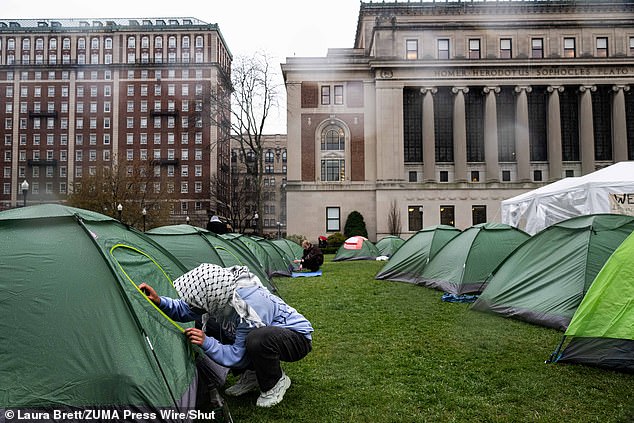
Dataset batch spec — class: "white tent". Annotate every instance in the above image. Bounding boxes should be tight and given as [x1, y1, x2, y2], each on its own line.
[502, 161, 634, 234]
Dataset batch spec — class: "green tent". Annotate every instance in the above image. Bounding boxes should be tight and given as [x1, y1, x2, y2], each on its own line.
[551, 229, 634, 372]
[418, 223, 530, 295]
[333, 236, 380, 261]
[472, 214, 634, 330]
[221, 234, 291, 277]
[145, 224, 275, 291]
[0, 204, 198, 415]
[375, 225, 461, 283]
[256, 238, 294, 276]
[375, 235, 405, 257]
[272, 238, 304, 262]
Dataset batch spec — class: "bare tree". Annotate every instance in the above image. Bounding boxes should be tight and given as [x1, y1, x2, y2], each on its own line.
[206, 51, 281, 235]
[66, 157, 175, 230]
[210, 169, 256, 234]
[387, 199, 402, 236]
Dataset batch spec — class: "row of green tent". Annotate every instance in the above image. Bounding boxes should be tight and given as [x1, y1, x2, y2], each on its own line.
[332, 235, 405, 261]
[0, 204, 304, 417]
[375, 215, 634, 373]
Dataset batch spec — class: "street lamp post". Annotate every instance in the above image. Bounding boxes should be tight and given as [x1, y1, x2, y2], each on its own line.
[253, 212, 259, 235]
[117, 203, 123, 222]
[142, 207, 147, 231]
[20, 180, 29, 207]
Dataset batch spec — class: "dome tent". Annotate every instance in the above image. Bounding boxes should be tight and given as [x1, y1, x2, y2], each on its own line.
[0, 204, 199, 419]
[472, 214, 634, 330]
[271, 238, 304, 262]
[333, 236, 380, 261]
[418, 223, 530, 295]
[221, 233, 292, 278]
[146, 224, 275, 292]
[551, 228, 634, 373]
[375, 225, 461, 283]
[375, 235, 405, 257]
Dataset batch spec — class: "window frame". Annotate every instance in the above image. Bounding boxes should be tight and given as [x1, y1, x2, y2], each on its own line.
[326, 207, 340, 232]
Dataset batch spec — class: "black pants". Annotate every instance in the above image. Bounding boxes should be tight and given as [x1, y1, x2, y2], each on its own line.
[245, 326, 312, 392]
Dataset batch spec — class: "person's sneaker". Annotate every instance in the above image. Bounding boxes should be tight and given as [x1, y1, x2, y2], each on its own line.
[256, 372, 291, 408]
[224, 370, 258, 397]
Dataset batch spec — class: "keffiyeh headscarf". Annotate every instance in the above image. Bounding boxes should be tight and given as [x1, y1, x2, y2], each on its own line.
[174, 263, 266, 328]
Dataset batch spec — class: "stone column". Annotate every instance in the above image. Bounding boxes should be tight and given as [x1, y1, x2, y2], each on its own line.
[514, 86, 532, 182]
[483, 86, 500, 182]
[579, 85, 596, 175]
[421, 87, 437, 182]
[452, 87, 469, 182]
[612, 85, 630, 162]
[547, 86, 563, 180]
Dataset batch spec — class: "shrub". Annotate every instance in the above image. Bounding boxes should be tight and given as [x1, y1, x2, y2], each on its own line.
[327, 232, 346, 248]
[344, 211, 368, 238]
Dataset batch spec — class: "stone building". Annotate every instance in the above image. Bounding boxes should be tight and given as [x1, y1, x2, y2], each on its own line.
[0, 18, 231, 226]
[282, 0, 634, 241]
[230, 134, 288, 237]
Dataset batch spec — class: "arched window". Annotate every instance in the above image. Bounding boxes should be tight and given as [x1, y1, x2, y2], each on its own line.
[321, 124, 345, 151]
[265, 149, 274, 163]
[319, 122, 347, 182]
[127, 36, 136, 48]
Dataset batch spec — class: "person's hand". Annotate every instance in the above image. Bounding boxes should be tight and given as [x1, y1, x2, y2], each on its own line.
[139, 283, 160, 305]
[184, 327, 206, 347]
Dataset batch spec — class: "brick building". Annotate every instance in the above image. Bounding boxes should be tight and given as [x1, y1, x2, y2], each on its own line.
[0, 18, 231, 226]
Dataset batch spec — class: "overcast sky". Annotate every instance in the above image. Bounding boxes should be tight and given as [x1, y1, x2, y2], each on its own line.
[3, 0, 364, 132]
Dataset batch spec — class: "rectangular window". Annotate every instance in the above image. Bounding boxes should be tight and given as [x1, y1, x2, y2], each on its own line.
[630, 37, 634, 55]
[440, 205, 455, 227]
[471, 171, 480, 182]
[438, 38, 450, 59]
[406, 39, 418, 60]
[408, 171, 417, 182]
[334, 85, 344, 105]
[321, 159, 344, 182]
[321, 86, 330, 105]
[531, 38, 544, 59]
[500, 38, 512, 59]
[469, 39, 481, 59]
[326, 207, 340, 232]
[564, 37, 576, 58]
[439, 170, 449, 182]
[408, 206, 424, 231]
[502, 170, 511, 181]
[596, 37, 608, 58]
[472, 205, 487, 225]
[533, 170, 543, 182]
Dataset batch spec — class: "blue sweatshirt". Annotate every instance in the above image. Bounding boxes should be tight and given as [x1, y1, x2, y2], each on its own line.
[159, 285, 313, 368]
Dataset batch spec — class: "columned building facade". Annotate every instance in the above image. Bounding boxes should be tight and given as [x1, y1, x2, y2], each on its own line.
[0, 18, 231, 225]
[282, 1, 634, 241]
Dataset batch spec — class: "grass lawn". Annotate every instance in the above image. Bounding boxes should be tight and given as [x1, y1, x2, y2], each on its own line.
[225, 257, 634, 422]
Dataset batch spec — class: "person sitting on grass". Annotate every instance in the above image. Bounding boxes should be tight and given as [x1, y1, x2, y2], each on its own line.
[293, 240, 324, 272]
[139, 263, 313, 408]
